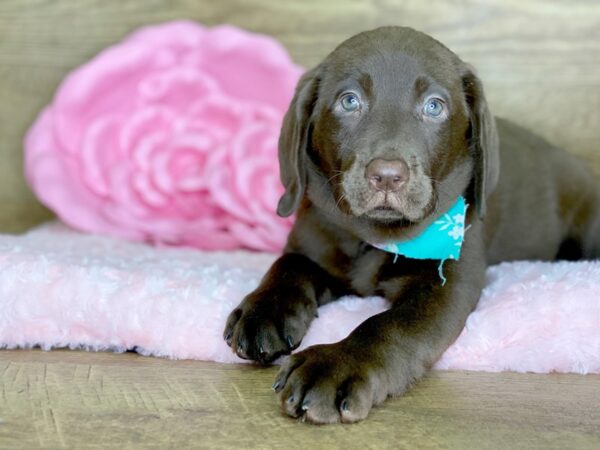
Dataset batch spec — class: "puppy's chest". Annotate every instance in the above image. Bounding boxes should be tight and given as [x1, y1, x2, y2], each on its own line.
[345, 245, 412, 299]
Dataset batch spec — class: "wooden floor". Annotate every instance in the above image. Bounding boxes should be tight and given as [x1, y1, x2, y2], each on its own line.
[0, 350, 598, 449]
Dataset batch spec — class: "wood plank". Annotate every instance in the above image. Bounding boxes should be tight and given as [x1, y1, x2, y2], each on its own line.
[0, 349, 599, 449]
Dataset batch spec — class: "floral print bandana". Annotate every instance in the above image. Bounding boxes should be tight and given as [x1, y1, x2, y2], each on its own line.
[369, 196, 469, 284]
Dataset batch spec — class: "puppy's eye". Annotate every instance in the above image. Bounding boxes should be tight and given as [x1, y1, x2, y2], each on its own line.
[423, 98, 445, 118]
[340, 93, 361, 112]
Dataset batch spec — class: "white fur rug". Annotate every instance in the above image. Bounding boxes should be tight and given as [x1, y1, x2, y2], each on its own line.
[1, 222, 598, 374]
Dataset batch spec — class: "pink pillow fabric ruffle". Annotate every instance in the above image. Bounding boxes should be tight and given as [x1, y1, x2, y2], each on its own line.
[25, 21, 302, 252]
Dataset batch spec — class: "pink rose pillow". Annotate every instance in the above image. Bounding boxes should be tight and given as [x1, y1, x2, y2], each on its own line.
[25, 21, 303, 252]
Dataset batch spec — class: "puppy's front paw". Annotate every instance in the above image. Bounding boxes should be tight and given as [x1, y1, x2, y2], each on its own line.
[223, 290, 317, 364]
[273, 343, 390, 424]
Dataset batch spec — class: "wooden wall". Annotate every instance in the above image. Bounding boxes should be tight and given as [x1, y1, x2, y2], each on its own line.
[1, 0, 599, 231]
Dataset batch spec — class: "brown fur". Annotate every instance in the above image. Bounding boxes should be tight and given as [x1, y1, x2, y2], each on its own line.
[223, 27, 600, 424]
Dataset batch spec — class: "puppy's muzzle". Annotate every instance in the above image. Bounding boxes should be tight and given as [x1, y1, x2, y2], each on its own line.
[365, 158, 410, 193]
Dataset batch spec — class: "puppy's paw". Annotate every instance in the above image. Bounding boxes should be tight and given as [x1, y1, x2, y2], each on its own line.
[223, 290, 317, 364]
[273, 343, 389, 424]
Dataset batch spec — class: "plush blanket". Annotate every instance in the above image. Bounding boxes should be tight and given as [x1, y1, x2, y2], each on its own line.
[0, 222, 598, 374]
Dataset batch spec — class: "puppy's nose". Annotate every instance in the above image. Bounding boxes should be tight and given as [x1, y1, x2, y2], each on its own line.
[365, 158, 409, 192]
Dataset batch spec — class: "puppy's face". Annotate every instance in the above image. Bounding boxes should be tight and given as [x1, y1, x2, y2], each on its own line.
[278, 27, 499, 236]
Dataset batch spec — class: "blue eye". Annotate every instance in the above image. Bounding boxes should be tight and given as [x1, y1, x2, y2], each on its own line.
[340, 93, 361, 112]
[423, 98, 445, 118]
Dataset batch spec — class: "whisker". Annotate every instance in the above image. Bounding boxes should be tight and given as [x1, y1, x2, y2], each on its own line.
[326, 171, 345, 184]
[335, 192, 347, 209]
[429, 177, 454, 198]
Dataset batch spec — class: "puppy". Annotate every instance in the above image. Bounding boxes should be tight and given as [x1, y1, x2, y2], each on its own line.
[223, 26, 600, 424]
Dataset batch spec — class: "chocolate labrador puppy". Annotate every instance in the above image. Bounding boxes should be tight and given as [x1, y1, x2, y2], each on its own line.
[223, 26, 600, 423]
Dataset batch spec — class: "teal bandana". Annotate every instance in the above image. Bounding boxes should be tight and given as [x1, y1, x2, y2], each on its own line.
[370, 196, 469, 285]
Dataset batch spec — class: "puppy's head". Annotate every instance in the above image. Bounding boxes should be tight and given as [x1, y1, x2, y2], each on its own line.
[277, 27, 499, 238]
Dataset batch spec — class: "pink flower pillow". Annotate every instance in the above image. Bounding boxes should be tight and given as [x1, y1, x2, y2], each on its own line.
[25, 21, 303, 251]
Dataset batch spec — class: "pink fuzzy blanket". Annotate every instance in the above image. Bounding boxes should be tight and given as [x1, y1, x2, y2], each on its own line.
[1, 223, 598, 374]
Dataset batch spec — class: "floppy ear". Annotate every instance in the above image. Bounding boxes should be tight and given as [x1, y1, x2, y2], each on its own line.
[276, 67, 321, 217]
[462, 68, 500, 218]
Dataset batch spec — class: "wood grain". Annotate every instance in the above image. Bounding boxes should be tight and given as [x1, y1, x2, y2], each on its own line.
[0, 0, 599, 231]
[0, 349, 599, 449]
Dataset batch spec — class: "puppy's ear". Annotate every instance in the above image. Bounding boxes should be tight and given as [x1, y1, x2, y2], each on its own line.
[276, 67, 321, 217]
[462, 68, 500, 218]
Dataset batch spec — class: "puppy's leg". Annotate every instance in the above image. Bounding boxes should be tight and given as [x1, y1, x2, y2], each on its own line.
[582, 195, 600, 259]
[274, 224, 486, 424]
[224, 253, 343, 364]
[568, 184, 600, 259]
